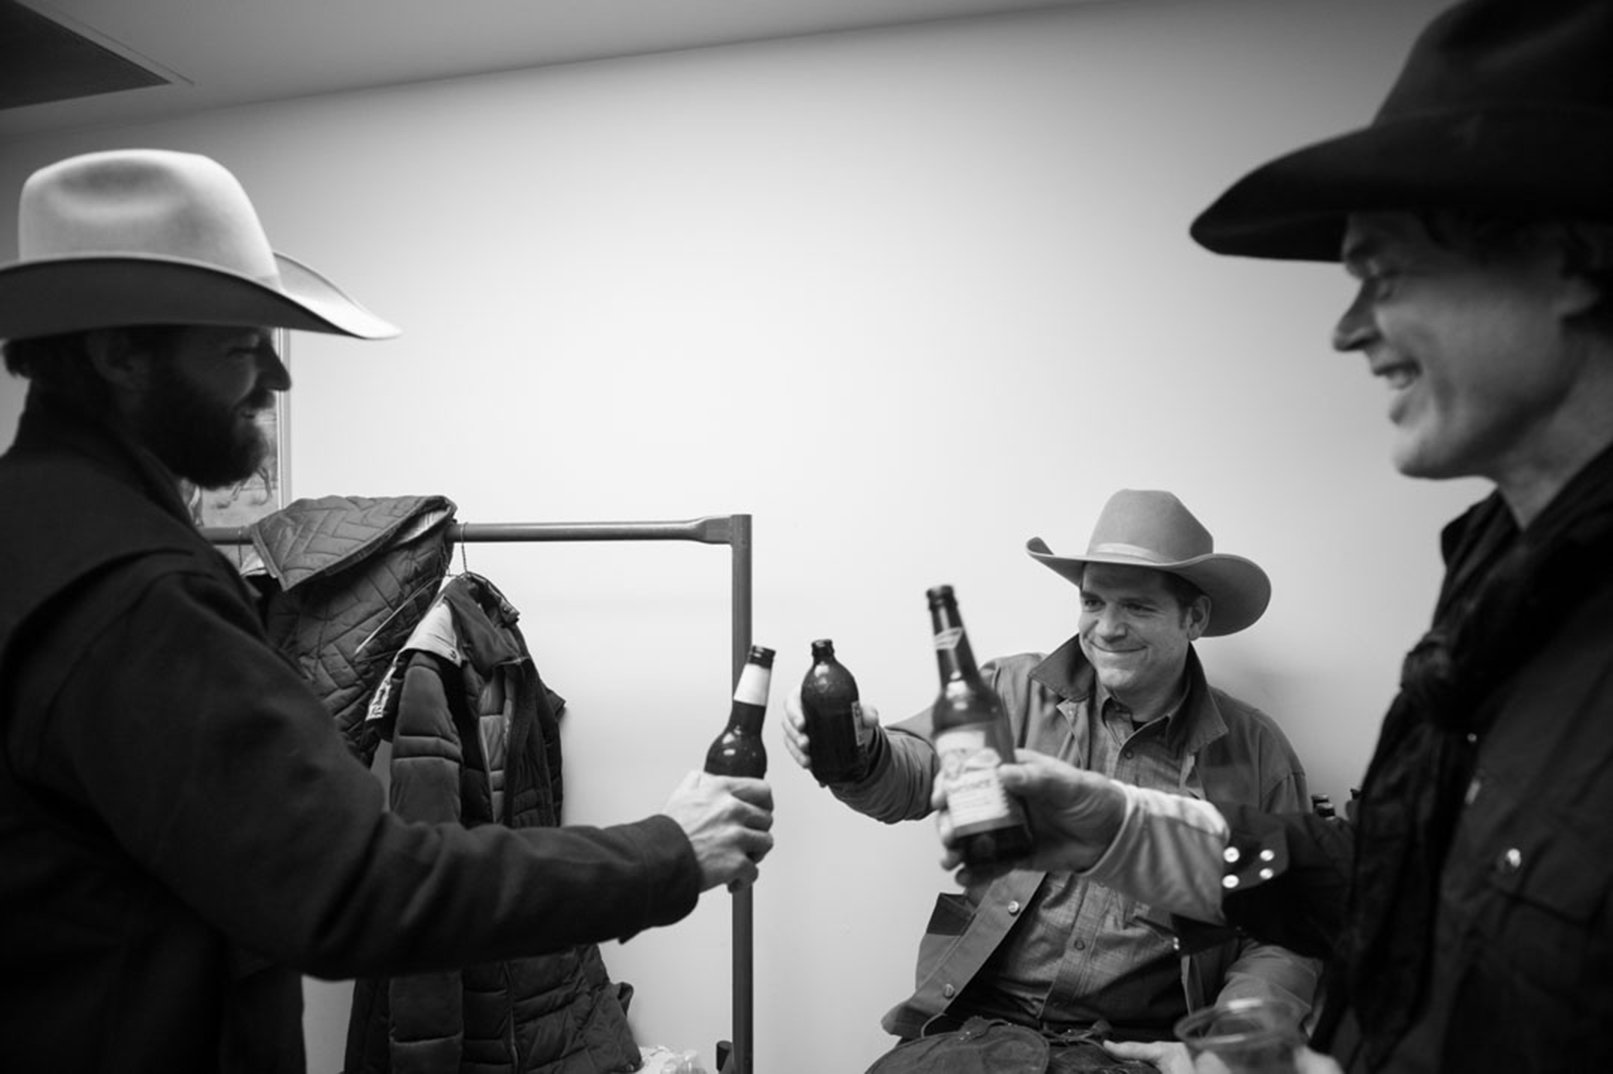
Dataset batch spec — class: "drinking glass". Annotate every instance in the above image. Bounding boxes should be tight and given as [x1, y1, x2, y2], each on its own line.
[1174, 996, 1305, 1074]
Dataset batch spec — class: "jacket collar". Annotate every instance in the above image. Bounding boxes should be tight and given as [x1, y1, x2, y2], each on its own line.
[8, 386, 195, 528]
[1028, 634, 1229, 757]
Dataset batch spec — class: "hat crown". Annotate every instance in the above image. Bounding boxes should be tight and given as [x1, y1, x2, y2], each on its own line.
[1378, 0, 1613, 121]
[1086, 489, 1213, 565]
[19, 149, 279, 282]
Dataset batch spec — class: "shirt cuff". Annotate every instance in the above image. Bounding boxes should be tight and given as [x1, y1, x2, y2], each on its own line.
[1080, 781, 1230, 925]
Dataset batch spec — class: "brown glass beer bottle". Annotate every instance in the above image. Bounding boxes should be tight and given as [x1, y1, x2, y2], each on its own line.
[800, 638, 864, 784]
[705, 645, 774, 778]
[927, 585, 1032, 865]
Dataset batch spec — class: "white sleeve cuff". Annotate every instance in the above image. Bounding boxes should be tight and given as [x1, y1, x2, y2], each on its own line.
[1079, 781, 1230, 924]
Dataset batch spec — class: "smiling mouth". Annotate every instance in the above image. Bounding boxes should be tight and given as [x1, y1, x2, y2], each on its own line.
[1374, 360, 1420, 390]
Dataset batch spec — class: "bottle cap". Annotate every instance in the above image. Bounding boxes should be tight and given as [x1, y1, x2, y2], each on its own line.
[810, 638, 835, 657]
[747, 645, 776, 667]
[926, 584, 956, 606]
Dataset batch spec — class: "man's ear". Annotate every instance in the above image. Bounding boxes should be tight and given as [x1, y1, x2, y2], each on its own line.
[1184, 595, 1212, 641]
[1549, 227, 1610, 321]
[83, 329, 150, 394]
[1553, 272, 1602, 322]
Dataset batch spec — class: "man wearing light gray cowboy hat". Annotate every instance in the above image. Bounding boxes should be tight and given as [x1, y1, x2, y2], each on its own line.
[927, 1, 1613, 1072]
[0, 149, 776, 1072]
[785, 488, 1315, 1074]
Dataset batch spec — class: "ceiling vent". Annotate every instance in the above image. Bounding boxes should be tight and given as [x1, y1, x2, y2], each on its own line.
[1, 2, 173, 111]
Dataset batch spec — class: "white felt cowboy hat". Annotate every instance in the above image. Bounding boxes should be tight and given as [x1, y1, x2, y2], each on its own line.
[1026, 489, 1271, 636]
[0, 148, 398, 340]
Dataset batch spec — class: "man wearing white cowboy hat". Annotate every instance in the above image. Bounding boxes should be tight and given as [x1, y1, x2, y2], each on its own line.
[783, 488, 1316, 1074]
[932, 1, 1613, 1072]
[0, 148, 776, 1072]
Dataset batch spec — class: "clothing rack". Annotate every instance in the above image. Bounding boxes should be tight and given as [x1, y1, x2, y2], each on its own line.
[203, 513, 758, 1074]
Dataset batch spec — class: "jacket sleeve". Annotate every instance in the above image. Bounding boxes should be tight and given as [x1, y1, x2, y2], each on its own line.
[26, 556, 703, 979]
[1217, 805, 1355, 962]
[1208, 734, 1323, 1012]
[826, 723, 939, 823]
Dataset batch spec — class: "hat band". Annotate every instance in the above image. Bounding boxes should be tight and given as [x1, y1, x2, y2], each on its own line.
[1088, 541, 1183, 563]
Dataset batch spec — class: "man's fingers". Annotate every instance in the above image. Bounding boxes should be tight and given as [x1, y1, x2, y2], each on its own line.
[709, 774, 774, 811]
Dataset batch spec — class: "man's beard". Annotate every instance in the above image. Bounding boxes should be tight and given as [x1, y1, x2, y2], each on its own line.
[133, 361, 274, 490]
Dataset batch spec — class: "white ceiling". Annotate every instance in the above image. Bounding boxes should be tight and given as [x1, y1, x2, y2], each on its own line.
[3, 0, 1088, 140]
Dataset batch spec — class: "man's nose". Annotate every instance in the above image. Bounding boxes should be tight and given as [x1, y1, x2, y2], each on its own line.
[1332, 282, 1377, 353]
[257, 339, 292, 391]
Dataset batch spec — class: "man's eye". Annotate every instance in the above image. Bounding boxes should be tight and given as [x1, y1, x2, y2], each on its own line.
[1364, 260, 1401, 288]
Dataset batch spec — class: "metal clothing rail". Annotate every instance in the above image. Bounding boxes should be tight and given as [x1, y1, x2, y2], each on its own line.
[203, 513, 758, 1074]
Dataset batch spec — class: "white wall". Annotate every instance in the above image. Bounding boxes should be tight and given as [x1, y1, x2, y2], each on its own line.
[0, 1, 1482, 1071]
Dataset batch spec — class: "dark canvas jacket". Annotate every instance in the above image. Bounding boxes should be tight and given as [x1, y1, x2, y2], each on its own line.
[0, 391, 701, 1073]
[1218, 446, 1613, 1073]
[343, 573, 640, 1074]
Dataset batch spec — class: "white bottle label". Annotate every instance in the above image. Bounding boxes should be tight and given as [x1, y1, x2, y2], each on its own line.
[934, 725, 1011, 827]
[733, 662, 771, 707]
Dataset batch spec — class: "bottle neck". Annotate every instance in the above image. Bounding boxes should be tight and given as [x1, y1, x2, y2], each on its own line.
[729, 661, 772, 732]
[727, 702, 765, 735]
[930, 603, 981, 682]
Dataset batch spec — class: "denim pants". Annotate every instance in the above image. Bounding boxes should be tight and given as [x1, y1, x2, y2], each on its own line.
[864, 1016, 1162, 1074]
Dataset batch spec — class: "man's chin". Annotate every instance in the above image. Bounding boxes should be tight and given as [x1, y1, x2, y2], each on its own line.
[176, 440, 268, 491]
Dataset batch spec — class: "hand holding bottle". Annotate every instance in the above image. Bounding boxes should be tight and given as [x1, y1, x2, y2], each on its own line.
[933, 748, 1125, 879]
[781, 689, 880, 778]
[663, 770, 775, 892]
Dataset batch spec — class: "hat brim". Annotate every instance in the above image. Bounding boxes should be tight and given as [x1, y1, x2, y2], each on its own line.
[1026, 537, 1271, 637]
[1190, 106, 1613, 262]
[0, 252, 398, 340]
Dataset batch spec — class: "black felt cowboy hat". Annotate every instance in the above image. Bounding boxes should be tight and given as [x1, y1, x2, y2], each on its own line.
[1026, 489, 1271, 637]
[0, 148, 397, 340]
[1191, 0, 1613, 262]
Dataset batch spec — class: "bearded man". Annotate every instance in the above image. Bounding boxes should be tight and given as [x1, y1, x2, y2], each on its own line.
[0, 148, 775, 1073]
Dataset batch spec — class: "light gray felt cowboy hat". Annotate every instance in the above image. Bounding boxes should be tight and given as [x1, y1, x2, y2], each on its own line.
[0, 148, 397, 341]
[1026, 489, 1271, 636]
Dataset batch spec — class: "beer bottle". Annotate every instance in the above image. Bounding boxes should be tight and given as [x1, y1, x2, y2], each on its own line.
[705, 645, 775, 778]
[926, 585, 1032, 865]
[800, 638, 864, 784]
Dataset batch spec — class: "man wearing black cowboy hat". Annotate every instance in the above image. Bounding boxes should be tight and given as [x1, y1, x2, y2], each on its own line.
[934, 1, 1613, 1072]
[0, 149, 776, 1072]
[784, 489, 1316, 1073]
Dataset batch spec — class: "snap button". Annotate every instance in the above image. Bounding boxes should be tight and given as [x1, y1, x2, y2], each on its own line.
[1008, 900, 1022, 915]
[1497, 847, 1523, 874]
[1259, 848, 1276, 863]
[1259, 868, 1274, 881]
[943, 984, 956, 998]
[1222, 875, 1240, 889]
[1073, 939, 1087, 951]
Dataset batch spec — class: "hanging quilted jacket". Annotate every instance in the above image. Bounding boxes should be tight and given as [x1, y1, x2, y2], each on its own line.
[342, 571, 642, 1074]
[247, 494, 458, 763]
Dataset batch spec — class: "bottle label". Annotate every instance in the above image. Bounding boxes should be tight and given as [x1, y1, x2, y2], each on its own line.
[733, 662, 771, 707]
[934, 726, 1012, 828]
[932, 627, 964, 652]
